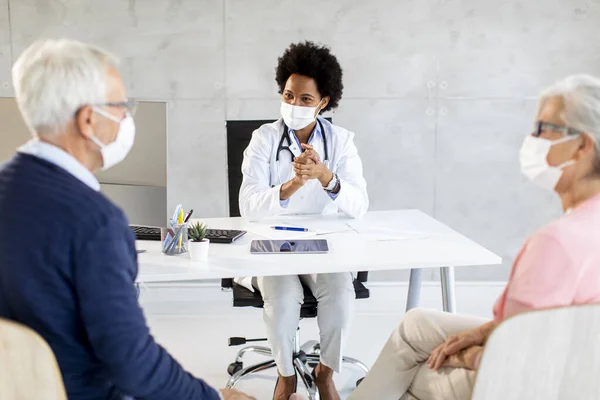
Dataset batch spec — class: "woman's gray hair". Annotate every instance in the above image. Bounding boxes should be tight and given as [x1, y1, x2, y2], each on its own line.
[539, 74, 600, 174]
[12, 39, 118, 137]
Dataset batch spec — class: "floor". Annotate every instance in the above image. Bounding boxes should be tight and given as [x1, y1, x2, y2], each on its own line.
[139, 282, 505, 399]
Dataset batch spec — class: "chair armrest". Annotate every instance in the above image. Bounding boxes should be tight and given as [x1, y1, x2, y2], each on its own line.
[221, 278, 234, 289]
[356, 271, 369, 283]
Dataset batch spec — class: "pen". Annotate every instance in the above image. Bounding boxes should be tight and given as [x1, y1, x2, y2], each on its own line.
[184, 209, 194, 223]
[271, 226, 309, 232]
[161, 228, 177, 252]
[171, 204, 182, 225]
[177, 209, 184, 249]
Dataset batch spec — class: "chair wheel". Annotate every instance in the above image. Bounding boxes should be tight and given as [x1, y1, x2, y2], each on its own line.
[228, 362, 243, 376]
[356, 377, 364, 387]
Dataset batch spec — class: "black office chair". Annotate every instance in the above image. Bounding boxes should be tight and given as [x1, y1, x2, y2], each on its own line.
[223, 272, 370, 400]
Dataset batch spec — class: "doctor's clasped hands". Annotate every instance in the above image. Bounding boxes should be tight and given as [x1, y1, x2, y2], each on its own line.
[293, 144, 337, 190]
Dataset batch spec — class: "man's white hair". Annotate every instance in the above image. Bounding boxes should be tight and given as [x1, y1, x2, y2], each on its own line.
[12, 38, 119, 137]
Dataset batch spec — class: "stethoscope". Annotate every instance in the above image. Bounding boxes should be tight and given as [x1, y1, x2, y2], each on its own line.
[275, 119, 329, 184]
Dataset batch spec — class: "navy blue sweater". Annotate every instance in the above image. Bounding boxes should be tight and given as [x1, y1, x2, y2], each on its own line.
[0, 154, 220, 400]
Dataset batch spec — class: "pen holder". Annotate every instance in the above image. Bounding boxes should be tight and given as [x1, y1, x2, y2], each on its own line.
[161, 224, 189, 255]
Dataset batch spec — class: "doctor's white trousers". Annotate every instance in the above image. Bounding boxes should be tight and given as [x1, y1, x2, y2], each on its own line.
[254, 273, 355, 377]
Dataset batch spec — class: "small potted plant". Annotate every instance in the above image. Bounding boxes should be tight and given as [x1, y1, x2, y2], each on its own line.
[188, 222, 210, 262]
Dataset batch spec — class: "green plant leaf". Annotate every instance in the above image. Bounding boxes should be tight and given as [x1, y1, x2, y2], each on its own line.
[188, 221, 208, 242]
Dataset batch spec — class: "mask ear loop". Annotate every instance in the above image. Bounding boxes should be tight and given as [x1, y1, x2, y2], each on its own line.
[93, 106, 122, 123]
[314, 98, 325, 119]
[553, 134, 583, 170]
[552, 134, 581, 145]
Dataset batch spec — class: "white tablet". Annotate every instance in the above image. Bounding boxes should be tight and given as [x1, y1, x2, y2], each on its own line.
[250, 239, 329, 254]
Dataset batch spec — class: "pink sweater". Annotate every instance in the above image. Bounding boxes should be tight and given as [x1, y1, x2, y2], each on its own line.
[494, 193, 600, 321]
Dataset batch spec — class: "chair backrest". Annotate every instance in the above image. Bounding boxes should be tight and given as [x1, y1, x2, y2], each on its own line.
[226, 117, 333, 217]
[471, 304, 600, 400]
[0, 318, 67, 400]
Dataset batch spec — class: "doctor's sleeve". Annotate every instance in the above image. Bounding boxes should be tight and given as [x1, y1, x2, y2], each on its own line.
[238, 130, 286, 221]
[333, 132, 369, 218]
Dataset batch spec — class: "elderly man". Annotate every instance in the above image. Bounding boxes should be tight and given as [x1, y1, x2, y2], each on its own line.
[0, 39, 254, 400]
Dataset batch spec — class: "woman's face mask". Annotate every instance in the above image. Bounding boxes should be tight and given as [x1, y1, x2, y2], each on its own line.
[280, 99, 324, 130]
[519, 130, 580, 191]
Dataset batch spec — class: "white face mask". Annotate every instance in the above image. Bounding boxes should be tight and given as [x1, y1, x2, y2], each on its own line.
[280, 99, 323, 130]
[90, 107, 136, 170]
[519, 134, 579, 190]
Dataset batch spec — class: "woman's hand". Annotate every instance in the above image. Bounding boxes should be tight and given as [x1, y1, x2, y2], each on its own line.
[291, 154, 315, 186]
[293, 144, 333, 186]
[280, 155, 314, 200]
[427, 326, 485, 371]
[432, 345, 484, 371]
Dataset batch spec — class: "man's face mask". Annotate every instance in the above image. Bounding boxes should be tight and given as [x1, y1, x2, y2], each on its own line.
[89, 107, 136, 171]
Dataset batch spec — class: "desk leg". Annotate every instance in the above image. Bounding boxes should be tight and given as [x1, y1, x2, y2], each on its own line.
[440, 266, 456, 313]
[406, 268, 423, 312]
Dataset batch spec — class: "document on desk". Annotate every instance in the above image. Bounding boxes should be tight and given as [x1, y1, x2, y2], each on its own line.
[347, 220, 430, 241]
[245, 223, 318, 240]
[277, 217, 353, 235]
[246, 217, 352, 240]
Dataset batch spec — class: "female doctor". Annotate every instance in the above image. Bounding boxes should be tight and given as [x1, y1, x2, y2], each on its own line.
[238, 41, 369, 400]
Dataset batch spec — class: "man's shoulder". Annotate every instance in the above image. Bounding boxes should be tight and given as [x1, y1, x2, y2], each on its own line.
[6, 153, 127, 229]
[0, 153, 20, 174]
[76, 190, 129, 230]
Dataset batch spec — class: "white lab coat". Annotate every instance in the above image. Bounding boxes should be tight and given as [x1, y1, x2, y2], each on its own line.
[238, 117, 369, 221]
[237, 118, 368, 376]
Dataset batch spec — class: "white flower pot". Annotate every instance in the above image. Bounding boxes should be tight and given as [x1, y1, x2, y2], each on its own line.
[189, 239, 210, 263]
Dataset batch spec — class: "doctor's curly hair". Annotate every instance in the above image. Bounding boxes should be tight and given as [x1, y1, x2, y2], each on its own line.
[275, 41, 344, 113]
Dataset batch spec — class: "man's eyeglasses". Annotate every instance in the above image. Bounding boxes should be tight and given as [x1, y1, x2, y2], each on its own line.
[96, 100, 138, 116]
[534, 121, 583, 137]
[76, 100, 138, 116]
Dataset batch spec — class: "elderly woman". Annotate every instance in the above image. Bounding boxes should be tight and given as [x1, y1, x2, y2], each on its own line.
[348, 74, 600, 400]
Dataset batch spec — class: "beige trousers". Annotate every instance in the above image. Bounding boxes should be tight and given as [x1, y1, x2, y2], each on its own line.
[348, 308, 489, 400]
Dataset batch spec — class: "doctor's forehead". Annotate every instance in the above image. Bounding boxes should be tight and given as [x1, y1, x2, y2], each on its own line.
[284, 74, 319, 96]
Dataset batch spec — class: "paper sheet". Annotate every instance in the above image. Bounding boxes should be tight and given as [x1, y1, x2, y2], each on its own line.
[246, 216, 353, 239]
[276, 218, 353, 235]
[347, 220, 429, 241]
[245, 223, 318, 240]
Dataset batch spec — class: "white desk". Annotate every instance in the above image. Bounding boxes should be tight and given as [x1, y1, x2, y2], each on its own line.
[136, 210, 501, 312]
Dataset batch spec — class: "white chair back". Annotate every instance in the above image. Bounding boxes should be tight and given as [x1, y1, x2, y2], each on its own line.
[472, 304, 600, 400]
[0, 318, 66, 400]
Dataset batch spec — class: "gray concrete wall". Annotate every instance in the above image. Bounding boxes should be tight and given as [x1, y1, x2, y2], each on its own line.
[1, 0, 598, 281]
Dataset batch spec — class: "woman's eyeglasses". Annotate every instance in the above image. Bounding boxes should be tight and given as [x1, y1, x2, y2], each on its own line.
[534, 121, 583, 137]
